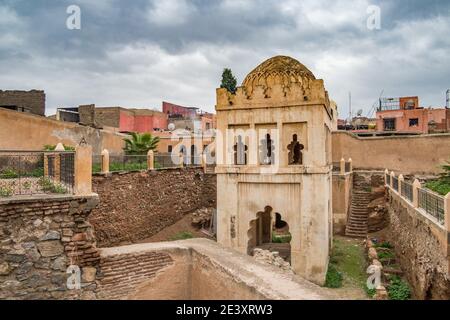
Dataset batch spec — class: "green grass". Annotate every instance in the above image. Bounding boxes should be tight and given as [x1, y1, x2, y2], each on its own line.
[377, 250, 395, 260]
[169, 231, 194, 241]
[425, 180, 450, 196]
[325, 264, 343, 288]
[326, 238, 367, 290]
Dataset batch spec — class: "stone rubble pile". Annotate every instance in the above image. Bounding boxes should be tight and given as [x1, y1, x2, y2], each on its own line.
[252, 248, 294, 274]
[191, 207, 213, 228]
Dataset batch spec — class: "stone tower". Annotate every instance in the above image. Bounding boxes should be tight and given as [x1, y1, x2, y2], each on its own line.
[215, 56, 334, 285]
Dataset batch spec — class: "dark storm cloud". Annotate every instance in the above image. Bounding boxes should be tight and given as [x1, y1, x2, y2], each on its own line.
[0, 0, 449, 116]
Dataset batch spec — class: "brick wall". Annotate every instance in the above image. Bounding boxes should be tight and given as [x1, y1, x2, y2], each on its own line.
[97, 251, 174, 299]
[0, 90, 45, 116]
[0, 195, 100, 300]
[90, 168, 217, 247]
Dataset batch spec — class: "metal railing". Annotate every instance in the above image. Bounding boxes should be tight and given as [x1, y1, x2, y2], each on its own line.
[0, 150, 74, 197]
[345, 162, 351, 173]
[418, 188, 445, 225]
[401, 181, 413, 202]
[392, 176, 399, 191]
[386, 174, 391, 185]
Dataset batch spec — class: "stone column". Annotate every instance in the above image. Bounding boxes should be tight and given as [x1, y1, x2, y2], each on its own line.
[340, 158, 345, 175]
[202, 153, 207, 173]
[179, 153, 184, 168]
[348, 158, 353, 172]
[74, 145, 92, 196]
[445, 193, 450, 258]
[398, 174, 404, 194]
[147, 150, 154, 170]
[101, 149, 110, 174]
[412, 179, 421, 208]
[43, 154, 49, 177]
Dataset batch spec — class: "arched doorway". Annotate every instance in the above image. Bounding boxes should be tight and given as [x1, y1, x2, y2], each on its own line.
[247, 207, 291, 262]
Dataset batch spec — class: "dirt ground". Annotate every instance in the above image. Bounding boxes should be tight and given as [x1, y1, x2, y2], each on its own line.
[137, 212, 214, 243]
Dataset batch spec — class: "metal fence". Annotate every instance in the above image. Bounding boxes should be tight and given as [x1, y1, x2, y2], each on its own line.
[345, 162, 351, 173]
[386, 173, 391, 185]
[0, 150, 74, 197]
[392, 176, 399, 191]
[108, 155, 148, 172]
[418, 188, 445, 225]
[401, 180, 413, 202]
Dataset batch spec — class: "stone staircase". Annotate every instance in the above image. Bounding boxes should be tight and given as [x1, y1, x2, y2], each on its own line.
[345, 175, 371, 238]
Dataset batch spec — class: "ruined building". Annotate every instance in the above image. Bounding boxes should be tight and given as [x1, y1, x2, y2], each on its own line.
[215, 55, 334, 285]
[0, 90, 45, 116]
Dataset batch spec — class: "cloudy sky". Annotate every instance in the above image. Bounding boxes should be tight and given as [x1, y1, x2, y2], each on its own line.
[1, 0, 449, 117]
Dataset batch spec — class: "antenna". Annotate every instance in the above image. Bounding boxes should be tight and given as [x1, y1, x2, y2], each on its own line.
[348, 92, 352, 125]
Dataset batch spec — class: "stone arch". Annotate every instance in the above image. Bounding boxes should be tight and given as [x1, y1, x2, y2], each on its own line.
[247, 207, 291, 262]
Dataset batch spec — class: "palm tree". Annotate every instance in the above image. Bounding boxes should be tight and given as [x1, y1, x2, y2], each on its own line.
[123, 132, 160, 155]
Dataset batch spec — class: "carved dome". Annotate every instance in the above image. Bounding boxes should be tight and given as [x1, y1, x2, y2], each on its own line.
[242, 55, 316, 94]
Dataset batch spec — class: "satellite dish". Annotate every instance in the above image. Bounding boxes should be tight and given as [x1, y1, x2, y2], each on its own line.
[357, 109, 363, 117]
[168, 123, 175, 131]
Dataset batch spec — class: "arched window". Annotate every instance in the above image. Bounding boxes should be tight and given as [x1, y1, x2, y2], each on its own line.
[234, 135, 248, 165]
[260, 133, 275, 165]
[287, 134, 304, 165]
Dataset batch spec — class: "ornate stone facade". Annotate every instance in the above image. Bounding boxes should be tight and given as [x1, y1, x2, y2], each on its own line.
[215, 55, 334, 285]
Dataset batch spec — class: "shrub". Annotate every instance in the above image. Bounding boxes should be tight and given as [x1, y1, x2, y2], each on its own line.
[38, 177, 67, 194]
[325, 264, 343, 288]
[388, 276, 411, 300]
[377, 250, 395, 260]
[43, 144, 75, 151]
[374, 241, 393, 249]
[0, 169, 19, 179]
[365, 286, 377, 298]
[0, 186, 14, 197]
[272, 233, 292, 243]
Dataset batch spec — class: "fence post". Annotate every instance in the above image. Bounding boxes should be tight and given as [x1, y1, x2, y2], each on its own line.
[101, 149, 110, 174]
[348, 158, 353, 173]
[179, 153, 184, 168]
[202, 153, 207, 174]
[390, 171, 395, 188]
[398, 174, 404, 194]
[412, 179, 421, 208]
[445, 193, 450, 234]
[384, 169, 389, 185]
[340, 158, 345, 175]
[74, 144, 92, 196]
[147, 150, 154, 170]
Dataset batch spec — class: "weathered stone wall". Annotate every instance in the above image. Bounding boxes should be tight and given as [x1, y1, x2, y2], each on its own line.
[332, 131, 450, 174]
[90, 168, 217, 247]
[0, 90, 45, 116]
[0, 108, 126, 156]
[0, 195, 100, 300]
[332, 172, 352, 234]
[95, 239, 332, 300]
[387, 191, 450, 299]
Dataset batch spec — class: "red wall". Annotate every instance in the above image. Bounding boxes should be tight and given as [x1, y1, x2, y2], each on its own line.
[119, 110, 168, 133]
[162, 101, 197, 118]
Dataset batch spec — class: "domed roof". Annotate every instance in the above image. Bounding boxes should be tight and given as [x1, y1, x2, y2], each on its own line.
[242, 55, 316, 93]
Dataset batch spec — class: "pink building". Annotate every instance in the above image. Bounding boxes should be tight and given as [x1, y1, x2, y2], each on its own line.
[376, 96, 450, 134]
